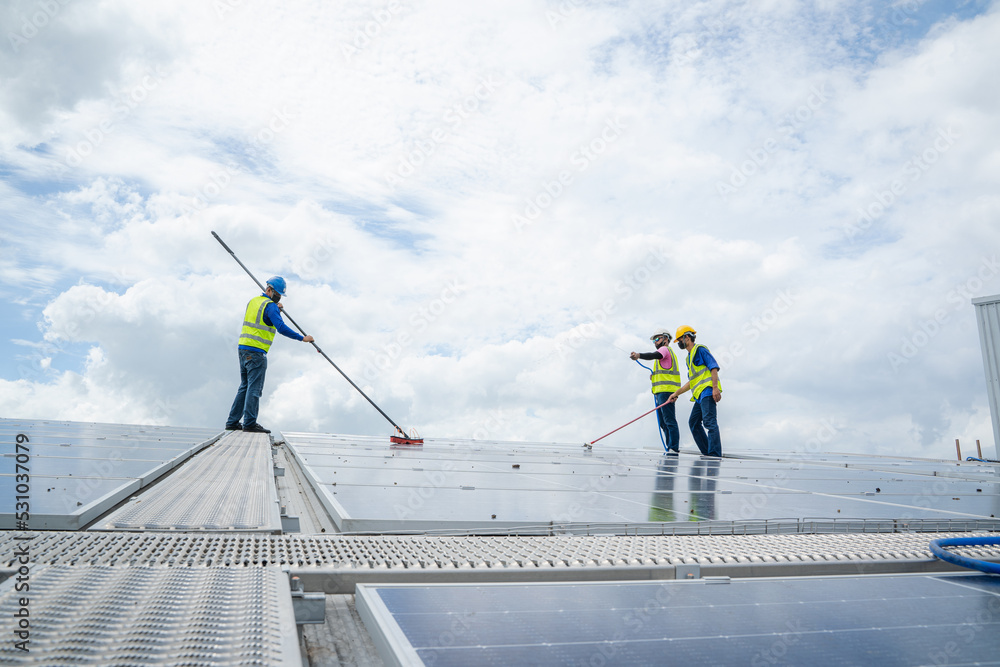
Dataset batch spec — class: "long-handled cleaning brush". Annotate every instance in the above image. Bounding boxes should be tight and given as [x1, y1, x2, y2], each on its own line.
[585, 401, 667, 449]
[212, 231, 423, 445]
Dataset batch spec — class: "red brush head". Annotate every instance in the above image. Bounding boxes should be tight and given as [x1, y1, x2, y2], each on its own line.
[392, 427, 422, 446]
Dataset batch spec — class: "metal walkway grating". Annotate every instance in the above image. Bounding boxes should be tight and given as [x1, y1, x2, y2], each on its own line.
[93, 431, 282, 532]
[0, 565, 300, 666]
[5, 530, 998, 570]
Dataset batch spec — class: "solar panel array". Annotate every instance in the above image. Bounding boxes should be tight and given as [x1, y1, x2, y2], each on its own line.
[358, 573, 1000, 666]
[283, 433, 1000, 535]
[0, 419, 220, 530]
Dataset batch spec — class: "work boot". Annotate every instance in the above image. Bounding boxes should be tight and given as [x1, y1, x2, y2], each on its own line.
[225, 424, 242, 431]
[243, 423, 271, 434]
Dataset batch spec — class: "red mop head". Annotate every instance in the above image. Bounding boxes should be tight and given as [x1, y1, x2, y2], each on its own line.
[390, 427, 423, 446]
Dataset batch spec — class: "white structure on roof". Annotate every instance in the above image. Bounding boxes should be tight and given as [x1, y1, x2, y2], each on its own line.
[974, 293, 1000, 460]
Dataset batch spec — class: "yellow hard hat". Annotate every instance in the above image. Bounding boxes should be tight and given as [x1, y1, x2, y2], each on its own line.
[674, 325, 696, 340]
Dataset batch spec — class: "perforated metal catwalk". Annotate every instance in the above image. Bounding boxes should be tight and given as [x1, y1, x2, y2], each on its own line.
[0, 565, 300, 666]
[4, 530, 999, 591]
[93, 431, 282, 532]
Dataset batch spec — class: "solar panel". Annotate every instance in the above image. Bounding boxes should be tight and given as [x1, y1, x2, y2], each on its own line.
[357, 573, 1000, 667]
[283, 433, 1000, 534]
[0, 418, 220, 529]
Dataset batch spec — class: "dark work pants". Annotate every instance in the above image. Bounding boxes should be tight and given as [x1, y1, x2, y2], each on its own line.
[654, 392, 680, 453]
[689, 394, 722, 457]
[226, 348, 267, 428]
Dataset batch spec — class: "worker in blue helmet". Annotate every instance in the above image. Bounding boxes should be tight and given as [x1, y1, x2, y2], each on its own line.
[225, 276, 314, 433]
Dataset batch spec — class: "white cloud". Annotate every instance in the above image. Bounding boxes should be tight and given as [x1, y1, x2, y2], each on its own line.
[2, 1, 999, 460]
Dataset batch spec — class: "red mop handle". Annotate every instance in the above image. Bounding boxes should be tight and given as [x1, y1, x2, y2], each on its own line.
[589, 401, 667, 446]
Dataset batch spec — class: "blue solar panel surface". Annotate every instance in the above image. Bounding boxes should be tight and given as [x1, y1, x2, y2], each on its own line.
[0, 419, 219, 529]
[284, 433, 1000, 532]
[362, 574, 1000, 666]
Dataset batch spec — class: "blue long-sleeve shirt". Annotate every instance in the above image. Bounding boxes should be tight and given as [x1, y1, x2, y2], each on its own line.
[239, 295, 304, 353]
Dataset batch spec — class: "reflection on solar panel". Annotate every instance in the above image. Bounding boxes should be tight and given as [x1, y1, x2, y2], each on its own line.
[284, 433, 1000, 534]
[0, 419, 220, 529]
[357, 574, 1000, 667]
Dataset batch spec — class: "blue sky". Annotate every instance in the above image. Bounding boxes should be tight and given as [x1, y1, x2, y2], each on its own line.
[2, 0, 999, 458]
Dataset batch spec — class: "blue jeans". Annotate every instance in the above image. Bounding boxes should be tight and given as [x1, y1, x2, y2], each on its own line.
[689, 394, 722, 457]
[653, 392, 679, 453]
[226, 348, 267, 428]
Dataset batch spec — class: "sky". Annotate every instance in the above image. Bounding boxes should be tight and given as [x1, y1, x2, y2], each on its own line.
[1, 0, 998, 459]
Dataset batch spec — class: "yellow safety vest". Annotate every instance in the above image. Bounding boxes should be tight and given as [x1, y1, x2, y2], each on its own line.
[686, 343, 720, 401]
[650, 347, 681, 394]
[238, 295, 276, 352]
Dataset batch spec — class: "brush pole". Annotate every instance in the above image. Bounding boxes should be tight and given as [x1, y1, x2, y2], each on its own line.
[211, 231, 408, 436]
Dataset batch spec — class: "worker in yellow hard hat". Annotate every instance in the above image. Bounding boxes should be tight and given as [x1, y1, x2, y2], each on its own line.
[630, 329, 681, 453]
[667, 325, 723, 457]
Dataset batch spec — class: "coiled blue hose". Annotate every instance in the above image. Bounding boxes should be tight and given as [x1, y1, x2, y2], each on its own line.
[929, 537, 1000, 575]
[634, 359, 668, 453]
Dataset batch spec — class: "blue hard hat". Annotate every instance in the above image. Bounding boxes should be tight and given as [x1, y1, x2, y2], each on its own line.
[266, 276, 287, 296]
